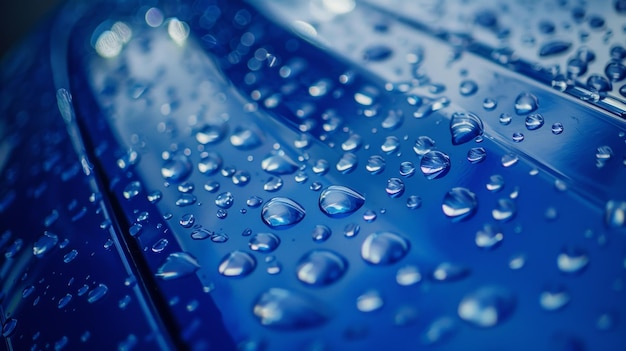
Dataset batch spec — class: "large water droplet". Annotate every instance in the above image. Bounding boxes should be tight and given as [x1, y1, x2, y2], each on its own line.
[557, 246, 589, 274]
[420, 150, 451, 179]
[155, 252, 200, 280]
[450, 112, 484, 145]
[319, 185, 365, 217]
[514, 92, 539, 115]
[253, 288, 329, 329]
[296, 250, 348, 286]
[161, 155, 193, 183]
[458, 286, 516, 327]
[261, 152, 298, 175]
[249, 233, 280, 253]
[33, 231, 59, 258]
[218, 251, 256, 277]
[261, 197, 306, 228]
[442, 188, 478, 222]
[361, 232, 410, 265]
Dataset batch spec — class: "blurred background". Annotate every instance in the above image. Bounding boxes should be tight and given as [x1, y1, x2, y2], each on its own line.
[0, 0, 64, 59]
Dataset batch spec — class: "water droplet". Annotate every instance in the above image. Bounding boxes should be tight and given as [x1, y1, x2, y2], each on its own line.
[605, 62, 626, 82]
[365, 155, 386, 174]
[319, 185, 365, 217]
[501, 153, 519, 167]
[499, 113, 512, 125]
[475, 224, 504, 249]
[383, 178, 404, 198]
[356, 290, 383, 312]
[342, 134, 362, 151]
[381, 110, 403, 130]
[249, 233, 280, 252]
[22, 285, 35, 298]
[413, 136, 436, 156]
[63, 249, 78, 263]
[450, 112, 484, 145]
[33, 231, 59, 258]
[344, 223, 360, 238]
[557, 246, 589, 274]
[538, 40, 572, 57]
[175, 194, 197, 207]
[467, 147, 486, 164]
[459, 80, 478, 96]
[587, 74, 612, 93]
[336, 153, 358, 173]
[361, 232, 410, 265]
[179, 213, 195, 228]
[294, 171, 308, 183]
[363, 45, 393, 62]
[492, 198, 516, 221]
[458, 286, 516, 327]
[195, 123, 227, 144]
[540, 285, 570, 311]
[261, 153, 298, 175]
[524, 113, 545, 131]
[399, 162, 415, 177]
[253, 288, 329, 329]
[203, 181, 220, 192]
[261, 197, 306, 228]
[216, 209, 228, 220]
[381, 136, 400, 154]
[122, 181, 141, 200]
[442, 188, 478, 221]
[362, 209, 377, 222]
[482, 98, 497, 111]
[247, 196, 263, 208]
[421, 317, 457, 345]
[514, 92, 539, 115]
[296, 250, 347, 286]
[151, 238, 169, 253]
[230, 126, 262, 149]
[161, 155, 193, 183]
[512, 132, 525, 142]
[551, 122, 564, 134]
[406, 195, 422, 210]
[605, 200, 626, 228]
[396, 265, 422, 286]
[264, 176, 284, 192]
[87, 284, 108, 303]
[566, 58, 588, 77]
[197, 152, 222, 175]
[414, 97, 450, 118]
[310, 182, 323, 191]
[156, 252, 200, 280]
[147, 190, 162, 203]
[311, 225, 331, 242]
[420, 150, 451, 179]
[312, 159, 329, 175]
[432, 262, 470, 282]
[2, 318, 18, 337]
[215, 192, 234, 209]
[58, 294, 72, 309]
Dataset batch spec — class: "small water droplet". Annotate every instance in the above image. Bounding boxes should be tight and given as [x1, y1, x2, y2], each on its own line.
[366, 155, 386, 174]
[396, 265, 422, 286]
[499, 113, 512, 125]
[381, 136, 400, 154]
[459, 80, 478, 96]
[514, 92, 539, 115]
[385, 178, 405, 198]
[525, 113, 545, 130]
[356, 290, 383, 312]
[336, 153, 358, 173]
[432, 262, 470, 282]
[450, 112, 484, 145]
[458, 286, 516, 327]
[605, 62, 626, 82]
[249, 233, 280, 252]
[264, 176, 284, 192]
[442, 188, 478, 221]
[261, 197, 306, 229]
[147, 190, 162, 203]
[230, 126, 262, 149]
[539, 40, 572, 57]
[344, 223, 360, 238]
[492, 198, 516, 221]
[587, 74, 612, 93]
[406, 195, 422, 209]
[58, 294, 73, 309]
[399, 162, 415, 177]
[363, 45, 393, 62]
[151, 238, 169, 253]
[2, 318, 18, 337]
[540, 285, 570, 311]
[197, 152, 222, 175]
[319, 185, 365, 217]
[63, 249, 78, 263]
[215, 192, 234, 209]
[156, 252, 200, 280]
[413, 136, 435, 156]
[87, 283, 108, 303]
[161, 155, 193, 183]
[261, 153, 298, 175]
[253, 288, 329, 329]
[420, 150, 451, 179]
[557, 246, 589, 274]
[501, 154, 519, 167]
[551, 122, 564, 134]
[33, 231, 59, 258]
[296, 250, 347, 286]
[195, 123, 227, 144]
[179, 213, 195, 228]
[512, 132, 525, 142]
[421, 317, 457, 345]
[361, 232, 409, 265]
[311, 225, 331, 242]
[247, 196, 263, 208]
[312, 159, 329, 175]
[467, 147, 486, 164]
[482, 98, 497, 111]
[342, 134, 362, 151]
[122, 181, 141, 200]
[605, 200, 626, 228]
